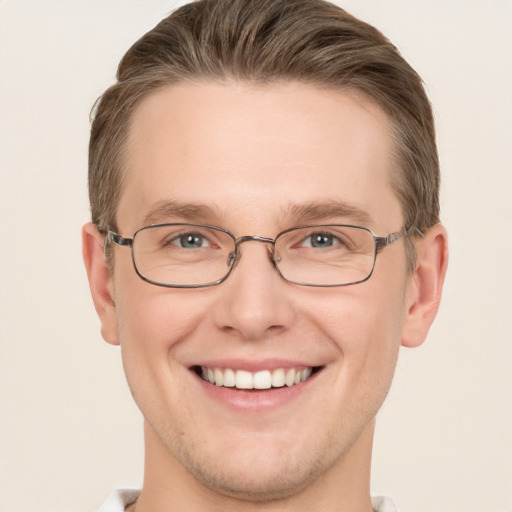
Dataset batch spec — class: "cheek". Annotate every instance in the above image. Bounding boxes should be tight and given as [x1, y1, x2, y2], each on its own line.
[115, 287, 204, 354]
[112, 245, 208, 344]
[113, 286, 209, 421]
[111, 267, 198, 376]
[304, 278, 407, 378]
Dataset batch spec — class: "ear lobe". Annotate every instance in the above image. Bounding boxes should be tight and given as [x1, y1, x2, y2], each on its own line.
[82, 223, 120, 345]
[401, 224, 448, 348]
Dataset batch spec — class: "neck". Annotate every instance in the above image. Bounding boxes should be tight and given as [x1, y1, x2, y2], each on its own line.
[132, 420, 376, 512]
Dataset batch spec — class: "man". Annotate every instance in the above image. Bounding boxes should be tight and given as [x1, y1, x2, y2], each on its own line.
[83, 0, 448, 510]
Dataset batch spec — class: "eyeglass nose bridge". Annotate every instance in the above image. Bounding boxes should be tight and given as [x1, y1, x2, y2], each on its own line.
[226, 235, 278, 270]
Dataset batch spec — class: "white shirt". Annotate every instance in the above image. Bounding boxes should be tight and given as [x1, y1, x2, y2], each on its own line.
[97, 489, 399, 511]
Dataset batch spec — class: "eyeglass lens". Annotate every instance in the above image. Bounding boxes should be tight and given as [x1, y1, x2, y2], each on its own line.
[131, 224, 377, 287]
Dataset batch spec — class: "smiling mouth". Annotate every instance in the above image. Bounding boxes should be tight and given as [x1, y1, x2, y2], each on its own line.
[193, 366, 321, 390]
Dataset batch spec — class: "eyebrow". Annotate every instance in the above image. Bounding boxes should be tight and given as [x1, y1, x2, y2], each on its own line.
[138, 198, 372, 229]
[140, 199, 221, 227]
[282, 200, 372, 226]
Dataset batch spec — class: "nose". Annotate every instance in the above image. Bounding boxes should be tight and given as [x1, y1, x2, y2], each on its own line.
[213, 239, 296, 341]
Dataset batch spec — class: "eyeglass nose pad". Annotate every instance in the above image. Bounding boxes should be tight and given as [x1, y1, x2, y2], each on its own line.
[268, 246, 280, 266]
[227, 250, 238, 268]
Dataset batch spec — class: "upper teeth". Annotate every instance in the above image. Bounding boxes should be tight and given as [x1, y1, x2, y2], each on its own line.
[201, 367, 313, 389]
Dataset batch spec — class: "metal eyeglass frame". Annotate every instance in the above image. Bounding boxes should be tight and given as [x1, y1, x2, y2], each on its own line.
[104, 223, 424, 288]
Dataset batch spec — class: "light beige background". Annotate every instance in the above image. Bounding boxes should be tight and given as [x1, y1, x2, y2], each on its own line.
[1, 1, 511, 511]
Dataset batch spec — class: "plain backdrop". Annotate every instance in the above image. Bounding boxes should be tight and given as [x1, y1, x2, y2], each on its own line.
[1, 1, 511, 511]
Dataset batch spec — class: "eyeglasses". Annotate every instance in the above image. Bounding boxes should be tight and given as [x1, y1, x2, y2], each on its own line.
[105, 223, 421, 288]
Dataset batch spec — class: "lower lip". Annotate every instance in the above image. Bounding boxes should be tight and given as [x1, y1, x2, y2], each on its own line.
[192, 370, 319, 412]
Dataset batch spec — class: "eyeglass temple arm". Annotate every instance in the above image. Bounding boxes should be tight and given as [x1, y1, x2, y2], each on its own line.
[105, 229, 133, 247]
[375, 226, 425, 247]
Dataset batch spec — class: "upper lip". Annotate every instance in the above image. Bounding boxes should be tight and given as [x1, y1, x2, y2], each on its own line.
[191, 359, 321, 372]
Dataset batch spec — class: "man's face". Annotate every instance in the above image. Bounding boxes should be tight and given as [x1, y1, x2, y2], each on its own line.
[108, 82, 413, 498]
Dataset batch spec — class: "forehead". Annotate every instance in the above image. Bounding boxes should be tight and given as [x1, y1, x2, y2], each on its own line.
[118, 81, 402, 232]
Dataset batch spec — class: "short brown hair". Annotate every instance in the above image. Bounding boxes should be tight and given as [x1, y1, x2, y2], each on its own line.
[89, 0, 439, 268]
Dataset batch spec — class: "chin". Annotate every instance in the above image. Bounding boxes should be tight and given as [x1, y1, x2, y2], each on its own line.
[162, 424, 349, 503]
[182, 452, 324, 502]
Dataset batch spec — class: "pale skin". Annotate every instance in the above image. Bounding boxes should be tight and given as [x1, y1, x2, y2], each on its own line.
[83, 82, 448, 512]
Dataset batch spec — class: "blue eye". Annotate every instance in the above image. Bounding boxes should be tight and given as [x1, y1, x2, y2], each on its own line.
[310, 233, 334, 248]
[303, 232, 340, 248]
[174, 233, 208, 249]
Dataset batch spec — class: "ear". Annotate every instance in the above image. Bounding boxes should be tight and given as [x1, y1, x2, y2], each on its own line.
[401, 224, 448, 348]
[82, 223, 120, 345]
